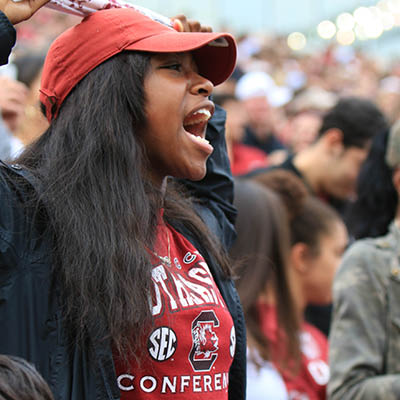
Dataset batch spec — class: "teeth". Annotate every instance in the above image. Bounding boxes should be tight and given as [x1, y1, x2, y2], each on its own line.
[184, 108, 212, 126]
[194, 109, 211, 119]
[194, 136, 210, 144]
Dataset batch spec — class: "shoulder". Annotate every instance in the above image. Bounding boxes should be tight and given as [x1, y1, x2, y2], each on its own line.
[333, 235, 397, 301]
[0, 162, 32, 199]
[0, 162, 38, 251]
[338, 235, 395, 277]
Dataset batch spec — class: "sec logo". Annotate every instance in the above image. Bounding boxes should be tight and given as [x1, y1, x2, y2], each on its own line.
[147, 326, 177, 361]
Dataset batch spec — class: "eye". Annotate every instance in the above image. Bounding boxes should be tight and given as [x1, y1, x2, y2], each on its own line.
[160, 63, 182, 72]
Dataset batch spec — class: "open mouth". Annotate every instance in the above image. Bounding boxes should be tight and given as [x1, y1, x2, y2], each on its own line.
[183, 108, 212, 144]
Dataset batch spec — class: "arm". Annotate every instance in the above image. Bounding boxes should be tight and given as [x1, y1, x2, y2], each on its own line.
[178, 104, 237, 250]
[328, 241, 400, 400]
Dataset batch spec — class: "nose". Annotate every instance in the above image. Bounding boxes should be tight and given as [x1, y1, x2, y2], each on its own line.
[190, 73, 214, 97]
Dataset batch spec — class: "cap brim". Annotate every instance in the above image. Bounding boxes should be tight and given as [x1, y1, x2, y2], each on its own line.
[126, 31, 237, 86]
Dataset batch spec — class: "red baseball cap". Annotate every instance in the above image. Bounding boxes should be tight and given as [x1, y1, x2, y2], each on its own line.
[40, 8, 237, 121]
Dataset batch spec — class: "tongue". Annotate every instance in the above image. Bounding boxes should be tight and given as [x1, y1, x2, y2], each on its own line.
[184, 121, 205, 136]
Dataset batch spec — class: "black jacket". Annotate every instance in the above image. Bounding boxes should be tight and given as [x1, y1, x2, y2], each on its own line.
[0, 14, 246, 400]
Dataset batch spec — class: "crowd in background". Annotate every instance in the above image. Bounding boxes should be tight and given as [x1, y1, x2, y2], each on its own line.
[2, 7, 400, 158]
[2, 6, 400, 400]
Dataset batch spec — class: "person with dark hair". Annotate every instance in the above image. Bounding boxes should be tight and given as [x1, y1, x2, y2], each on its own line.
[328, 119, 400, 400]
[248, 96, 388, 337]
[234, 70, 291, 163]
[0, 6, 246, 400]
[252, 170, 348, 400]
[345, 128, 397, 240]
[250, 96, 388, 214]
[213, 93, 269, 176]
[230, 179, 299, 400]
[0, 355, 54, 400]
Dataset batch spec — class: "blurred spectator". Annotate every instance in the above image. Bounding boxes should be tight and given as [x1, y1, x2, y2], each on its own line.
[345, 129, 396, 241]
[280, 86, 338, 154]
[377, 75, 400, 125]
[13, 53, 48, 144]
[250, 97, 387, 336]
[0, 72, 27, 159]
[235, 70, 291, 164]
[230, 179, 300, 400]
[328, 119, 400, 400]
[213, 93, 269, 176]
[251, 97, 388, 218]
[0, 354, 54, 400]
[250, 169, 348, 400]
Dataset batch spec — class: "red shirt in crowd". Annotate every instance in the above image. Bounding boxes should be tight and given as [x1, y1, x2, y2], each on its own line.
[258, 303, 329, 400]
[114, 216, 235, 399]
[230, 143, 269, 176]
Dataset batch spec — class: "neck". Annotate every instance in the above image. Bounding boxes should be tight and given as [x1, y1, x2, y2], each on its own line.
[293, 145, 325, 195]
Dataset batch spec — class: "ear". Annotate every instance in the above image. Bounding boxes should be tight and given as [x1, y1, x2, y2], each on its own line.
[321, 128, 344, 157]
[290, 242, 312, 274]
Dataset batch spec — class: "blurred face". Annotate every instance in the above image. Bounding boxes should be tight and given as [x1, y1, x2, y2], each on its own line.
[142, 52, 214, 185]
[303, 220, 348, 305]
[287, 112, 321, 153]
[322, 145, 370, 200]
[243, 96, 272, 135]
[223, 99, 248, 144]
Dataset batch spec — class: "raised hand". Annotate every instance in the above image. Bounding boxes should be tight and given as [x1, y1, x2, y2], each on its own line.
[172, 14, 212, 33]
[0, 0, 49, 24]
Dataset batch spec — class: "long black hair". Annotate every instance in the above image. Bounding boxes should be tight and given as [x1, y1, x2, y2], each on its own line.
[16, 51, 231, 359]
[345, 129, 397, 240]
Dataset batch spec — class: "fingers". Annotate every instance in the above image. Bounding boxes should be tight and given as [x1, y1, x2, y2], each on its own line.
[172, 18, 184, 32]
[29, 0, 50, 14]
[172, 14, 188, 32]
[171, 14, 213, 33]
[199, 24, 212, 33]
[2, 0, 50, 24]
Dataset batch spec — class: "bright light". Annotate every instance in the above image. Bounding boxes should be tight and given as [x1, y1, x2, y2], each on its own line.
[381, 11, 395, 29]
[354, 24, 368, 40]
[317, 20, 336, 39]
[387, 0, 400, 13]
[377, 0, 390, 11]
[336, 12, 355, 31]
[364, 19, 384, 38]
[287, 32, 307, 51]
[353, 7, 373, 25]
[336, 29, 356, 45]
[316, 1, 396, 45]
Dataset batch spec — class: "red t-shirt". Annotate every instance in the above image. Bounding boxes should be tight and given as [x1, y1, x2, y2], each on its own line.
[231, 143, 269, 176]
[258, 303, 329, 400]
[114, 219, 235, 399]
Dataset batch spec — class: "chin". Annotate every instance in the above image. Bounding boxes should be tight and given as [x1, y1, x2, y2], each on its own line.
[188, 171, 207, 181]
[185, 166, 207, 181]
